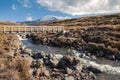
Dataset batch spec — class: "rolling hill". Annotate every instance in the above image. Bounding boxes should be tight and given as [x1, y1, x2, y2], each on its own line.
[40, 13, 120, 26]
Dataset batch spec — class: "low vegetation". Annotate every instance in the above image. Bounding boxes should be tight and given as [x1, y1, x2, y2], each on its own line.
[0, 33, 33, 80]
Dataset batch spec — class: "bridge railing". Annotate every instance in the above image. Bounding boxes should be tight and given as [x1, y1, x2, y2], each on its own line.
[0, 25, 64, 33]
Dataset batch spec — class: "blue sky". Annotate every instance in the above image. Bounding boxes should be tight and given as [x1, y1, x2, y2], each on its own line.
[0, 0, 120, 22]
[0, 0, 70, 22]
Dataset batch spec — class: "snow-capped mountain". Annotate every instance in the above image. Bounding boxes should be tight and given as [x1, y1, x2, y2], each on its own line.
[19, 15, 71, 25]
[36, 15, 71, 22]
[39, 16, 57, 22]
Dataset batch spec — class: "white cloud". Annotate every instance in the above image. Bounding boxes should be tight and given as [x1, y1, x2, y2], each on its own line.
[36, 0, 120, 15]
[26, 16, 33, 21]
[18, 0, 31, 8]
[11, 4, 16, 10]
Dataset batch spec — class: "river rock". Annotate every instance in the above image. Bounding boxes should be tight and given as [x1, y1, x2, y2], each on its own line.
[80, 54, 86, 58]
[38, 59, 44, 68]
[72, 57, 80, 66]
[64, 76, 74, 80]
[33, 51, 46, 59]
[87, 66, 102, 73]
[75, 63, 83, 71]
[20, 45, 26, 51]
[49, 58, 59, 67]
[66, 67, 73, 74]
[22, 35, 26, 39]
[23, 48, 32, 56]
[58, 55, 80, 69]
[88, 72, 96, 79]
[39, 51, 46, 58]
[91, 55, 97, 60]
[115, 53, 120, 60]
[43, 70, 50, 77]
[55, 54, 63, 60]
[86, 53, 91, 57]
[106, 55, 115, 60]
[31, 59, 43, 69]
[58, 55, 73, 68]
[48, 53, 56, 60]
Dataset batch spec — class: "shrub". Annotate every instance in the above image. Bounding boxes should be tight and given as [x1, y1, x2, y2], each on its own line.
[87, 42, 106, 53]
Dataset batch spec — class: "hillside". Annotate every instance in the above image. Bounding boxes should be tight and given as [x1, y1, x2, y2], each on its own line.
[0, 21, 26, 25]
[40, 13, 120, 26]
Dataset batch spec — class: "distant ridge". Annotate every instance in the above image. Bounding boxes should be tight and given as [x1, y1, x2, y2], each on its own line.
[39, 13, 120, 26]
[0, 20, 21, 25]
[19, 15, 70, 25]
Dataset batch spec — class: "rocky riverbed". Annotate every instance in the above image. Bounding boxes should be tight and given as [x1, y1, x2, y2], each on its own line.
[13, 43, 120, 80]
[0, 33, 96, 80]
[0, 33, 120, 80]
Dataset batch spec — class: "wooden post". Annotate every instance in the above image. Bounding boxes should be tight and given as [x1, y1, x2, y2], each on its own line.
[42, 27, 44, 32]
[46, 27, 49, 32]
[62, 26, 64, 31]
[37, 26, 39, 33]
[56, 26, 58, 32]
[17, 26, 19, 33]
[11, 26, 13, 33]
[3, 26, 6, 33]
[24, 26, 26, 33]
[30, 26, 32, 32]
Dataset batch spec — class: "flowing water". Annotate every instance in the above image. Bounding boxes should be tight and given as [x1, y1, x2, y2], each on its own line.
[22, 40, 70, 54]
[17, 35, 120, 80]
[17, 34, 70, 54]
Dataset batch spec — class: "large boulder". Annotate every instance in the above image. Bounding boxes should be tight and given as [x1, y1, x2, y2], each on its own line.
[115, 53, 120, 60]
[23, 48, 32, 56]
[31, 59, 44, 68]
[58, 55, 80, 69]
[54, 54, 63, 60]
[46, 53, 60, 68]
[87, 66, 102, 73]
[33, 51, 46, 59]
[49, 58, 59, 68]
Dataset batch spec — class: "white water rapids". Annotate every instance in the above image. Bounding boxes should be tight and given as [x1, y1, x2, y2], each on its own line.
[79, 58, 120, 75]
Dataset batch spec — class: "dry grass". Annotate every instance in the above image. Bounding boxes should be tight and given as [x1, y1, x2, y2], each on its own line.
[40, 13, 120, 27]
[0, 33, 11, 55]
[0, 33, 33, 80]
[0, 57, 33, 80]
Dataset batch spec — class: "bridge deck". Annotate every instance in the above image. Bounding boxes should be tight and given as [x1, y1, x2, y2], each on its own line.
[0, 25, 64, 33]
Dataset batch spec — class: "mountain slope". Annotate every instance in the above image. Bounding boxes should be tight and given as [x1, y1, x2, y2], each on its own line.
[41, 13, 120, 26]
[39, 16, 57, 22]
[0, 21, 18, 25]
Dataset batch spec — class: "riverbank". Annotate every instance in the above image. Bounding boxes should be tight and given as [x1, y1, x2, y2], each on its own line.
[30, 25, 120, 60]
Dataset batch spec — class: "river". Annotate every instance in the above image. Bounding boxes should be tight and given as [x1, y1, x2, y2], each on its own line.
[17, 35, 120, 80]
[17, 34, 70, 54]
[22, 40, 70, 54]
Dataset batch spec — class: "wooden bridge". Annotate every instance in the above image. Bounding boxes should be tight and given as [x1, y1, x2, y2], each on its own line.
[0, 25, 64, 33]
